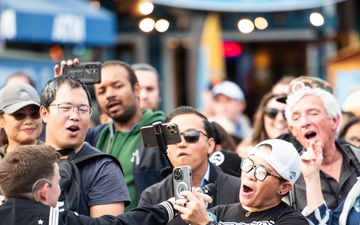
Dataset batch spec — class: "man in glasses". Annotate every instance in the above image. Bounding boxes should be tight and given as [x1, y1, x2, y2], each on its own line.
[138, 106, 241, 225]
[173, 139, 308, 224]
[39, 76, 130, 217]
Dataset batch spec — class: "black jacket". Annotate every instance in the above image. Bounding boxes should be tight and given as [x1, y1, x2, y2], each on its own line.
[0, 198, 174, 225]
[138, 162, 241, 225]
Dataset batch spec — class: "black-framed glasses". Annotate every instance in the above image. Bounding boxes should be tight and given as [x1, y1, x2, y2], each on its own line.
[240, 158, 284, 181]
[11, 111, 41, 121]
[49, 103, 93, 118]
[264, 107, 285, 119]
[180, 129, 209, 143]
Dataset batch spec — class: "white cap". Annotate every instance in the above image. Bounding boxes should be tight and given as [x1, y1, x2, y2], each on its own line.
[343, 90, 360, 116]
[212, 81, 245, 101]
[249, 139, 301, 184]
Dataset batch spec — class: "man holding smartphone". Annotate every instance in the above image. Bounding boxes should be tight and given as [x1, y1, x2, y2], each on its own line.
[54, 59, 167, 211]
[138, 106, 241, 225]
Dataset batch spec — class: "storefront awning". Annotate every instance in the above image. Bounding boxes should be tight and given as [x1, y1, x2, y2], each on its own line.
[0, 0, 116, 46]
[151, 0, 345, 12]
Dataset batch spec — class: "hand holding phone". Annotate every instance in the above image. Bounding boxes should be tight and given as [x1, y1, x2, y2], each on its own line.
[173, 165, 192, 200]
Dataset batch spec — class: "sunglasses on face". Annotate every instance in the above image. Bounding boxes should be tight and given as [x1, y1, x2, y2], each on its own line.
[11, 111, 41, 121]
[264, 107, 286, 119]
[180, 129, 209, 143]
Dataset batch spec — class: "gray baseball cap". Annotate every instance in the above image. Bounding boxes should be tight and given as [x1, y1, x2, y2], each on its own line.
[0, 82, 40, 114]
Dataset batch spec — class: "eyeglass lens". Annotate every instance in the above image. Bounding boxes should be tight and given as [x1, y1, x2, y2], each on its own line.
[240, 158, 270, 181]
[12, 111, 41, 121]
[51, 103, 92, 118]
[264, 107, 285, 119]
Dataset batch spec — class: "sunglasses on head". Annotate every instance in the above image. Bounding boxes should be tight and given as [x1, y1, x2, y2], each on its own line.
[11, 111, 41, 121]
[180, 129, 209, 143]
[264, 107, 285, 119]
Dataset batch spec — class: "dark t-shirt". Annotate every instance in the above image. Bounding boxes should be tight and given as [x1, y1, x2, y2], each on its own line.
[212, 201, 308, 224]
[74, 142, 131, 215]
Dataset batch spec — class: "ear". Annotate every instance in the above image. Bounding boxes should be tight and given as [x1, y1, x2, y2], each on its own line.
[238, 101, 246, 113]
[207, 138, 216, 155]
[331, 115, 340, 132]
[0, 117, 4, 128]
[39, 106, 48, 124]
[134, 82, 140, 99]
[277, 182, 292, 196]
[36, 182, 51, 203]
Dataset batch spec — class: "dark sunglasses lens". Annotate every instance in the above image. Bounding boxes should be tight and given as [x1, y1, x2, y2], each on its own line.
[12, 111, 40, 120]
[264, 108, 278, 119]
[183, 131, 200, 143]
[30, 111, 41, 119]
[13, 113, 26, 120]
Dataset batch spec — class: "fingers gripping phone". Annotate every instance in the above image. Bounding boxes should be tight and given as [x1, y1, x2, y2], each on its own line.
[173, 165, 192, 200]
[63, 62, 101, 84]
[140, 122, 181, 148]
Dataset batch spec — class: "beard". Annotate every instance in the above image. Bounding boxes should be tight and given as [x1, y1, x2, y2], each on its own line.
[112, 101, 139, 124]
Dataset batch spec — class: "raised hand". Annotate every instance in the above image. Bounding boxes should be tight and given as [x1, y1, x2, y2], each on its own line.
[53, 58, 80, 77]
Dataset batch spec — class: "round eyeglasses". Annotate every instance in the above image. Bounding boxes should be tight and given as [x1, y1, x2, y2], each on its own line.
[240, 158, 285, 181]
[49, 103, 93, 118]
[180, 129, 209, 143]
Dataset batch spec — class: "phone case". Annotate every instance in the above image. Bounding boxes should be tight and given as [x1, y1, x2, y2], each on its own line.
[140, 123, 181, 148]
[173, 165, 192, 200]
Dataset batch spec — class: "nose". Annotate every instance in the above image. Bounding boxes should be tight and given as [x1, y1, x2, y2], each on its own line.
[243, 167, 256, 181]
[68, 107, 80, 120]
[105, 87, 116, 100]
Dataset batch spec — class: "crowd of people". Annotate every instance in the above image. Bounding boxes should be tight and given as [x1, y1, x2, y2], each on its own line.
[0, 59, 359, 225]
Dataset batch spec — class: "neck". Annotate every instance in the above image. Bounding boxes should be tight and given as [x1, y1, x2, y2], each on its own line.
[242, 201, 280, 214]
[113, 111, 142, 132]
[191, 163, 208, 188]
[322, 144, 341, 166]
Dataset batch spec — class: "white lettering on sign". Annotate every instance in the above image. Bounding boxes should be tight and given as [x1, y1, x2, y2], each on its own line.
[52, 14, 85, 43]
[0, 9, 17, 39]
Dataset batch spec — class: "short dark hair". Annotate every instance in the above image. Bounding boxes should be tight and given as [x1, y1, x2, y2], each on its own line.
[40, 76, 92, 108]
[0, 145, 60, 199]
[166, 106, 214, 138]
[102, 60, 138, 91]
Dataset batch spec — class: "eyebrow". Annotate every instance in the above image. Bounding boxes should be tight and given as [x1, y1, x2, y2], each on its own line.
[248, 156, 276, 173]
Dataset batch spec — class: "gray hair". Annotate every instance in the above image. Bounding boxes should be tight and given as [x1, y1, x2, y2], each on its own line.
[285, 87, 341, 138]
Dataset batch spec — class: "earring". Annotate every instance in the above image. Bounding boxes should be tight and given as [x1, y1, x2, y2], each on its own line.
[278, 191, 282, 195]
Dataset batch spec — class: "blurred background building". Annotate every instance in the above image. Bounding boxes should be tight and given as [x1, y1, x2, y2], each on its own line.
[0, 0, 359, 119]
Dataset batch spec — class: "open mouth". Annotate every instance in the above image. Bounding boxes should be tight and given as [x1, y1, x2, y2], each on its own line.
[242, 185, 253, 193]
[67, 125, 80, 132]
[106, 100, 122, 110]
[305, 131, 317, 140]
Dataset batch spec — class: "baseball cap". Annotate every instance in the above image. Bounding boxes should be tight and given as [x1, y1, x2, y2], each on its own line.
[277, 76, 333, 103]
[0, 82, 40, 114]
[343, 90, 360, 116]
[249, 139, 301, 184]
[212, 81, 245, 101]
